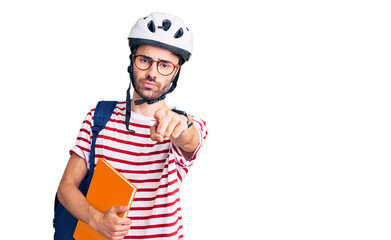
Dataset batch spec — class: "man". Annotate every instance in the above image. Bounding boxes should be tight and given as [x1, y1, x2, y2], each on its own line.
[57, 12, 207, 240]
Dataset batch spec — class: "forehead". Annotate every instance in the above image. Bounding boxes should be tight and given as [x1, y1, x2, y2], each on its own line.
[136, 45, 179, 62]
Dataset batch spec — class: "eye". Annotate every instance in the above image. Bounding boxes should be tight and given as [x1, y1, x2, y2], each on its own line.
[139, 57, 151, 63]
[159, 62, 171, 69]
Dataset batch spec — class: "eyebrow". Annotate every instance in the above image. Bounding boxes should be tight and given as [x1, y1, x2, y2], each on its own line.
[138, 55, 173, 64]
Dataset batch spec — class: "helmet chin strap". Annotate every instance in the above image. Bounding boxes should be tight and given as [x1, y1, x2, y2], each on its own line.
[133, 93, 167, 106]
[125, 54, 181, 132]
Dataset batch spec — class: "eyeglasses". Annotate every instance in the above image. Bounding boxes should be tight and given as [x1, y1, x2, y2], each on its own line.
[133, 55, 178, 76]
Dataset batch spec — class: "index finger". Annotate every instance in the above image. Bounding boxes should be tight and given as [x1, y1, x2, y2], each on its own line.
[154, 108, 166, 122]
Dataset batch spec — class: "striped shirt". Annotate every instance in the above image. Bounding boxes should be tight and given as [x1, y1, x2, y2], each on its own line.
[70, 101, 208, 239]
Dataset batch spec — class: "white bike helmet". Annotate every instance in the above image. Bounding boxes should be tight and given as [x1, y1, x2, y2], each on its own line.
[128, 12, 193, 62]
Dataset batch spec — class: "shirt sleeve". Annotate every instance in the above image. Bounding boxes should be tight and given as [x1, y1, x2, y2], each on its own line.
[69, 107, 94, 169]
[171, 114, 208, 170]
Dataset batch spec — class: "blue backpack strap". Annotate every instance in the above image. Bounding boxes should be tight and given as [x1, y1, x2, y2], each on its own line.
[86, 100, 118, 187]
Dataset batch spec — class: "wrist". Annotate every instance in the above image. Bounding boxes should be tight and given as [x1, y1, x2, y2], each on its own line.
[171, 123, 198, 153]
[171, 109, 193, 129]
[87, 205, 102, 230]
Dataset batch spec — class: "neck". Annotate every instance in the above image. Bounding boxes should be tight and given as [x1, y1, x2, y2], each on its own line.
[131, 91, 167, 118]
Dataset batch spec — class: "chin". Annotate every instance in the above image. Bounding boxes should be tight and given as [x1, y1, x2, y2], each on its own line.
[139, 90, 160, 101]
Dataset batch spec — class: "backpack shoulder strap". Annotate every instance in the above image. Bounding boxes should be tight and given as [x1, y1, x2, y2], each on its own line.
[87, 101, 118, 185]
[92, 101, 118, 135]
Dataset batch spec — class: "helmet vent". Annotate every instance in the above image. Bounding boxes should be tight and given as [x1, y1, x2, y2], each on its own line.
[174, 28, 184, 38]
[147, 20, 156, 33]
[161, 19, 171, 31]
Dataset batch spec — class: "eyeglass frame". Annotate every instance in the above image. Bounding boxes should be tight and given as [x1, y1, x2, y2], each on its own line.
[133, 55, 179, 76]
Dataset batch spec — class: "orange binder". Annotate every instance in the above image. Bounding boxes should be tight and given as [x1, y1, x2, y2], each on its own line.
[73, 158, 137, 240]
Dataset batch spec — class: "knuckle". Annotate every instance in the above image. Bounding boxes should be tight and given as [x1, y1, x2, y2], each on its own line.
[156, 128, 164, 136]
[173, 115, 181, 123]
[155, 108, 167, 120]
[172, 132, 179, 139]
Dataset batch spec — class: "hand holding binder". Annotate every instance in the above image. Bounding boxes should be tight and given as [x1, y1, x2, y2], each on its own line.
[92, 206, 132, 239]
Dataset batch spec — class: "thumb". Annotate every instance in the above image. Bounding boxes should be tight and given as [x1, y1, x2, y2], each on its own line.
[109, 206, 130, 214]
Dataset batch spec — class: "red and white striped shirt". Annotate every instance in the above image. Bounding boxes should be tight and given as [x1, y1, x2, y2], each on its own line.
[70, 101, 208, 240]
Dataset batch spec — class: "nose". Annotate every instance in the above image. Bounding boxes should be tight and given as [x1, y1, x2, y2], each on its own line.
[145, 61, 158, 79]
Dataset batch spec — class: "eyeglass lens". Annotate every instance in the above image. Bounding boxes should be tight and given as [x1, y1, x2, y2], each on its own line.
[134, 56, 175, 76]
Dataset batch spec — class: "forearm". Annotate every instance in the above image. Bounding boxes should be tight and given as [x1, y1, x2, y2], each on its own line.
[171, 118, 199, 153]
[57, 154, 101, 229]
[57, 181, 101, 228]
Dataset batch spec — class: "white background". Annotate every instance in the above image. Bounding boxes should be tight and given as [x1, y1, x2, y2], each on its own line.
[0, 0, 390, 239]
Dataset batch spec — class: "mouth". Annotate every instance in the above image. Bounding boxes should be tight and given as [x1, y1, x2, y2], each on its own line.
[142, 80, 157, 89]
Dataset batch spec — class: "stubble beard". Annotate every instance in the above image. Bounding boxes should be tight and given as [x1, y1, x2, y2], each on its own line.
[134, 76, 171, 101]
